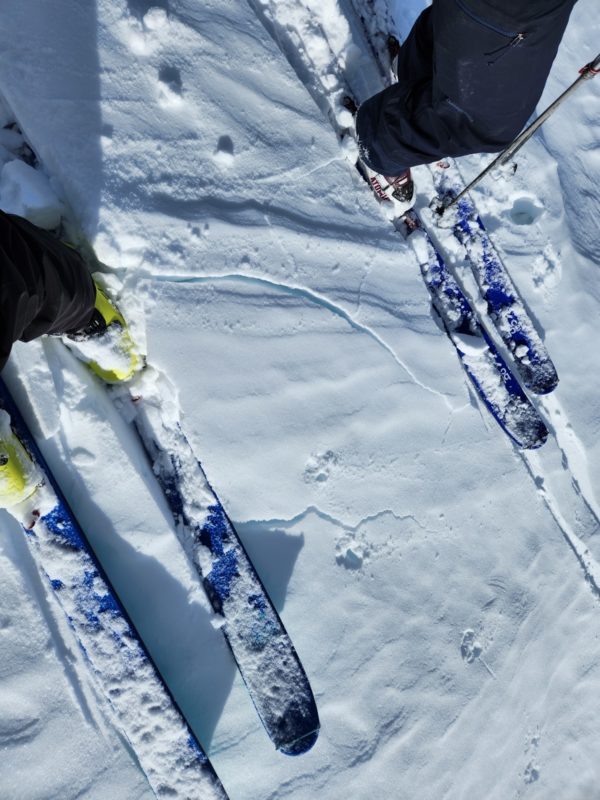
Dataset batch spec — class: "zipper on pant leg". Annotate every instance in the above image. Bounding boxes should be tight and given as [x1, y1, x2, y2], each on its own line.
[453, 0, 527, 64]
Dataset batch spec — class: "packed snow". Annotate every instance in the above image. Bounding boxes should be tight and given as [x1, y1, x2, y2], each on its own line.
[1, 0, 600, 798]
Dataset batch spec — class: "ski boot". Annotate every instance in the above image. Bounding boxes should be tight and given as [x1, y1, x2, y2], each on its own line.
[359, 161, 416, 216]
[65, 280, 143, 384]
[0, 410, 42, 508]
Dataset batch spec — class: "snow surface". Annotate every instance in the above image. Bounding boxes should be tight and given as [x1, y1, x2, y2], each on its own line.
[1, 0, 600, 798]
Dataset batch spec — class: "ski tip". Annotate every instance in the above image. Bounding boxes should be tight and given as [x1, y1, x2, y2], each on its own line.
[278, 725, 320, 756]
[526, 430, 549, 450]
[528, 372, 559, 396]
[516, 420, 549, 450]
[515, 356, 559, 397]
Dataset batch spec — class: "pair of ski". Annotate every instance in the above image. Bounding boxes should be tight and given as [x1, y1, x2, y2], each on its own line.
[250, 0, 556, 450]
[354, 15, 557, 449]
[0, 140, 318, 797]
[397, 163, 553, 450]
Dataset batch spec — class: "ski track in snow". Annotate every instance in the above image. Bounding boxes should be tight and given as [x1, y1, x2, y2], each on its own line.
[521, 450, 600, 597]
[540, 393, 600, 523]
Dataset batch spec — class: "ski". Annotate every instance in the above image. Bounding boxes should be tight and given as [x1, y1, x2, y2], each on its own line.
[0, 376, 229, 800]
[349, 12, 559, 395]
[248, 0, 548, 448]
[0, 122, 320, 756]
[117, 371, 320, 756]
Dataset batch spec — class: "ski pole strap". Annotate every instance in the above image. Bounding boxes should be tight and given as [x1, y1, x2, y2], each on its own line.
[579, 53, 600, 78]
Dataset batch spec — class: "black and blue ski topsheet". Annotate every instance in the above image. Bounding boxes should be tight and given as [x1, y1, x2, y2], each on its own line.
[0, 376, 229, 800]
[249, 0, 549, 449]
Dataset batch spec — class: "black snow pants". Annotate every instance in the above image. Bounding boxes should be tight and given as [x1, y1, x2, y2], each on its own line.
[0, 210, 96, 371]
[356, 0, 579, 175]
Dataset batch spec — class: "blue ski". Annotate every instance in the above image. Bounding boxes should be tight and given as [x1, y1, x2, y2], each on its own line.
[128, 383, 320, 756]
[399, 211, 548, 448]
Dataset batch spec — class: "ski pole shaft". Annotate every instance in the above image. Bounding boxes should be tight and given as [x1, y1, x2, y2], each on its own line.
[441, 52, 600, 213]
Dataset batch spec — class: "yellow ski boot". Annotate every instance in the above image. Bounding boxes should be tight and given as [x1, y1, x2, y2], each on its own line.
[0, 410, 42, 508]
[65, 279, 143, 384]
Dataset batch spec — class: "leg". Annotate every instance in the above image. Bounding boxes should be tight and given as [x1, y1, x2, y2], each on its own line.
[356, 6, 434, 174]
[356, 0, 578, 173]
[0, 210, 96, 371]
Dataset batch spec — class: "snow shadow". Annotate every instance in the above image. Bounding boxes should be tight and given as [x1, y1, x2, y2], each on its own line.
[95, 526, 237, 748]
[236, 522, 306, 613]
[0, 0, 104, 234]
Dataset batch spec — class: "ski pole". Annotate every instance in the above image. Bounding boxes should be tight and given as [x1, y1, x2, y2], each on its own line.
[439, 52, 600, 214]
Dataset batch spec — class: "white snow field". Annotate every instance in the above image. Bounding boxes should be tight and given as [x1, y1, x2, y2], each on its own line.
[1, 0, 600, 797]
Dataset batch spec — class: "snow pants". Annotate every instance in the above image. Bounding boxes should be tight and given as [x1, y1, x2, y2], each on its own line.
[0, 210, 96, 371]
[356, 0, 579, 175]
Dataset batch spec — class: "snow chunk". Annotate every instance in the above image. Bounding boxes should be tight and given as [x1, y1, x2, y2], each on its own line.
[0, 127, 24, 153]
[0, 160, 62, 229]
[213, 135, 235, 168]
[452, 330, 488, 356]
[143, 7, 169, 30]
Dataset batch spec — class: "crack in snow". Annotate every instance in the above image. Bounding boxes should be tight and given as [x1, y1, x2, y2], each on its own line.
[241, 504, 437, 535]
[142, 270, 454, 406]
